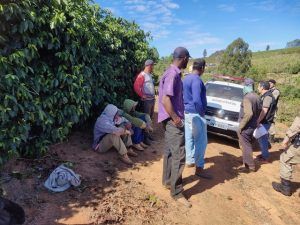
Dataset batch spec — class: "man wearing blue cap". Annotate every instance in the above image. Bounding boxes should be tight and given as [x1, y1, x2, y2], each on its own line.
[237, 78, 261, 172]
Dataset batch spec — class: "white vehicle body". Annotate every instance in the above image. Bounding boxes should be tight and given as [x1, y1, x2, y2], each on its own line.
[205, 80, 244, 139]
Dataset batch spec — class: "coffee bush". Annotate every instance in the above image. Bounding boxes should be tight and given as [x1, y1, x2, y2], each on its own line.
[0, 0, 158, 162]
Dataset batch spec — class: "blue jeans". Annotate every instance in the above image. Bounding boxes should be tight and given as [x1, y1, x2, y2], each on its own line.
[132, 115, 146, 144]
[184, 113, 208, 168]
[257, 123, 271, 159]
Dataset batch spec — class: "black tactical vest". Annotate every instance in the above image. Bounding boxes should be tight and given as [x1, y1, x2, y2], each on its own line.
[261, 91, 276, 124]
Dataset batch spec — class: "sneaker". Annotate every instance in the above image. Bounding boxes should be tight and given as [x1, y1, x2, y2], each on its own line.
[186, 163, 195, 168]
[175, 196, 192, 208]
[119, 154, 133, 165]
[256, 155, 269, 164]
[133, 144, 145, 151]
[237, 165, 256, 173]
[195, 167, 213, 179]
[140, 142, 149, 148]
[163, 184, 171, 190]
[127, 148, 138, 157]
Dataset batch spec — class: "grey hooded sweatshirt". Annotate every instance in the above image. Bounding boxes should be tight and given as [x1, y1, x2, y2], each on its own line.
[92, 104, 125, 149]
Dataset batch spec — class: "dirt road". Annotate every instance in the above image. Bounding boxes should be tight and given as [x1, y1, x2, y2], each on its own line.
[1, 112, 299, 225]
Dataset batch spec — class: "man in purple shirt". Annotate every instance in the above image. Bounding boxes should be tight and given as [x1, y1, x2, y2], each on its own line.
[158, 47, 191, 207]
[183, 59, 212, 179]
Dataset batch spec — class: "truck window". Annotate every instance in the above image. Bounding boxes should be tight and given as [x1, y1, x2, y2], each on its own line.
[206, 83, 243, 102]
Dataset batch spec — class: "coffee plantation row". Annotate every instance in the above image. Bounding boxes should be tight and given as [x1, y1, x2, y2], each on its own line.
[0, 0, 158, 163]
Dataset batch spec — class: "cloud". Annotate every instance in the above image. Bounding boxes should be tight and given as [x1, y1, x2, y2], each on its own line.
[254, 0, 276, 11]
[162, 0, 179, 9]
[242, 18, 261, 22]
[218, 4, 236, 12]
[127, 4, 147, 12]
[121, 0, 182, 39]
[176, 27, 222, 49]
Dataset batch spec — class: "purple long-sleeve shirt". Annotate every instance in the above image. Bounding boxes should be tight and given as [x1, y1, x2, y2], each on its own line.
[158, 64, 184, 123]
[183, 74, 207, 117]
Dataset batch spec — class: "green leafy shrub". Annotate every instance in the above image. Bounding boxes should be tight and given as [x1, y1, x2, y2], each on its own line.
[0, 0, 157, 162]
[288, 62, 300, 74]
[218, 38, 252, 76]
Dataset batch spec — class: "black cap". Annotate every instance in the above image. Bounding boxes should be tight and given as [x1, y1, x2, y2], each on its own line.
[172, 47, 191, 59]
[268, 79, 276, 84]
[192, 59, 206, 70]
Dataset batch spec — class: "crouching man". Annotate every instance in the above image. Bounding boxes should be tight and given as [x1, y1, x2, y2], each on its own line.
[272, 116, 300, 196]
[92, 104, 138, 165]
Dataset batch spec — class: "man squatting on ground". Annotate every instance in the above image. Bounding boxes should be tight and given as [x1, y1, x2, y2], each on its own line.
[268, 79, 280, 143]
[93, 104, 138, 165]
[183, 59, 212, 179]
[237, 78, 261, 172]
[272, 116, 300, 196]
[134, 59, 156, 144]
[120, 99, 153, 151]
[256, 81, 277, 162]
[158, 47, 192, 208]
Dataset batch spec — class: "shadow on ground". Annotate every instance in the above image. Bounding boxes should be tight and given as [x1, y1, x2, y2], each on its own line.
[1, 112, 167, 225]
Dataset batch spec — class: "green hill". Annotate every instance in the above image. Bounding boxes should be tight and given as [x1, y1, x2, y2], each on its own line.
[154, 47, 300, 124]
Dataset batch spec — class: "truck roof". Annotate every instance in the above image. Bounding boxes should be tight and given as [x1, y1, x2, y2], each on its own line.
[206, 80, 244, 89]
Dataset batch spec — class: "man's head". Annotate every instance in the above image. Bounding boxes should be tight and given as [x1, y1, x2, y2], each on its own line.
[268, 79, 276, 89]
[144, 59, 154, 73]
[172, 47, 190, 69]
[243, 78, 254, 95]
[192, 59, 206, 75]
[258, 81, 270, 94]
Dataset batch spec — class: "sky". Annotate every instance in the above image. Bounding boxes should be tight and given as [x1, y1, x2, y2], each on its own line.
[95, 0, 300, 58]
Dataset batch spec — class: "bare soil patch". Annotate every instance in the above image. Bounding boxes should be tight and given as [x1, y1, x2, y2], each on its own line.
[1, 109, 299, 225]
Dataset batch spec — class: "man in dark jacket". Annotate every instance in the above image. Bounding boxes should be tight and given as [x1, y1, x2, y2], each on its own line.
[268, 79, 280, 143]
[256, 81, 276, 162]
[237, 78, 261, 172]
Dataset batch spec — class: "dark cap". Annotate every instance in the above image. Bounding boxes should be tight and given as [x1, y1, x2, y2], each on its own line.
[192, 59, 206, 70]
[145, 59, 154, 66]
[172, 47, 191, 59]
[244, 78, 254, 86]
[268, 79, 276, 84]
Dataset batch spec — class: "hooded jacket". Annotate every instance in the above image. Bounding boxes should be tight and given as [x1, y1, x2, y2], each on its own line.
[121, 99, 151, 129]
[92, 104, 125, 149]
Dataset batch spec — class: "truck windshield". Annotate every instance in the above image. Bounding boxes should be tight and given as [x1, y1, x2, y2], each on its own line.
[206, 83, 243, 102]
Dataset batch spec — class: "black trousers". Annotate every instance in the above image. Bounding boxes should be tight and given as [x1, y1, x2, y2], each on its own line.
[162, 120, 185, 198]
[139, 99, 155, 119]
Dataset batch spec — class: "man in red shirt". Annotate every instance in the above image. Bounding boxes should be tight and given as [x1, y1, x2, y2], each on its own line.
[134, 59, 156, 144]
[134, 59, 156, 119]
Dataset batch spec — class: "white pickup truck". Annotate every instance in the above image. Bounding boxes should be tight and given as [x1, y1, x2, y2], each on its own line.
[205, 78, 244, 139]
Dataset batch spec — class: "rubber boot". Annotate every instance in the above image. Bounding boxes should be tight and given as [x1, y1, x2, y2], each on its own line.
[272, 178, 292, 196]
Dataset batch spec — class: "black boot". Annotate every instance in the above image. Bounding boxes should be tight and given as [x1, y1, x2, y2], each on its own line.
[272, 178, 292, 196]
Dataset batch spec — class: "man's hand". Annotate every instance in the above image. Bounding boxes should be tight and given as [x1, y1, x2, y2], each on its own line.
[124, 129, 132, 135]
[281, 136, 289, 149]
[125, 122, 132, 130]
[172, 117, 184, 128]
[145, 125, 153, 133]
